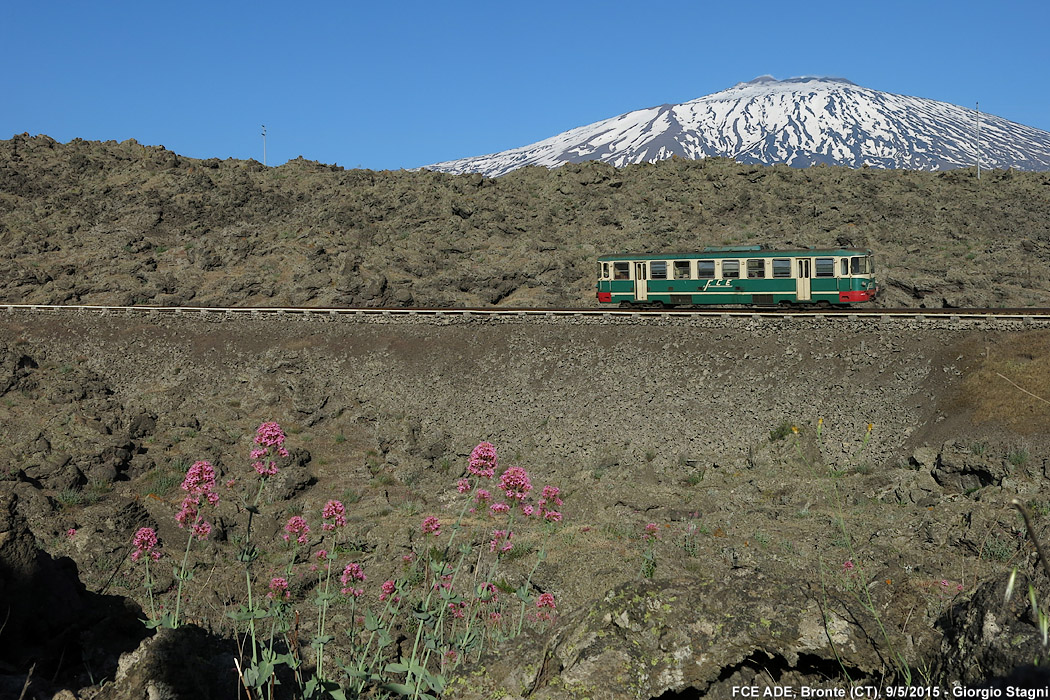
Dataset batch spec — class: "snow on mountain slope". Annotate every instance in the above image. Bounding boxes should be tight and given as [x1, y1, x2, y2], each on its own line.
[425, 76, 1050, 176]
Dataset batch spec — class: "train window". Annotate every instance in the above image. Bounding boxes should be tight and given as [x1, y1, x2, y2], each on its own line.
[673, 260, 691, 279]
[651, 261, 668, 279]
[600, 262, 608, 279]
[746, 259, 766, 278]
[815, 257, 835, 277]
[697, 260, 715, 279]
[772, 259, 791, 278]
[722, 260, 740, 279]
[613, 262, 630, 280]
[841, 259, 850, 276]
[851, 257, 869, 274]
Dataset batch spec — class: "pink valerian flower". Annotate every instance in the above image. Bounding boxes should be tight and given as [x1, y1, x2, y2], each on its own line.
[67, 528, 77, 539]
[474, 489, 492, 504]
[175, 461, 219, 541]
[468, 442, 498, 479]
[477, 581, 498, 602]
[268, 576, 291, 600]
[192, 520, 212, 541]
[499, 466, 532, 502]
[490, 502, 510, 515]
[456, 478, 472, 494]
[340, 562, 366, 597]
[642, 523, 660, 542]
[322, 500, 346, 531]
[316, 549, 328, 562]
[254, 422, 288, 450]
[252, 459, 279, 477]
[522, 504, 535, 517]
[131, 527, 160, 562]
[432, 573, 453, 591]
[534, 592, 557, 622]
[448, 601, 467, 619]
[175, 497, 198, 528]
[284, 516, 310, 545]
[543, 510, 562, 523]
[181, 461, 219, 506]
[490, 529, 514, 553]
[538, 485, 563, 515]
[251, 422, 289, 476]
[379, 579, 400, 603]
[842, 560, 856, 574]
[421, 516, 441, 537]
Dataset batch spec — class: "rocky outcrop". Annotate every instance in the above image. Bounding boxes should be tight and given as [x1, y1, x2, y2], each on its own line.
[450, 576, 936, 699]
[0, 491, 147, 697]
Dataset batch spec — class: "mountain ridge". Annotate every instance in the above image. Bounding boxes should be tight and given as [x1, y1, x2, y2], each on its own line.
[426, 76, 1050, 176]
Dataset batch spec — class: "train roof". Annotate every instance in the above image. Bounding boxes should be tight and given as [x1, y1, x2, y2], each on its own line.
[597, 246, 872, 262]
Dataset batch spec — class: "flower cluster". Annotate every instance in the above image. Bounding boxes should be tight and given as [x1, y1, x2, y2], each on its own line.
[340, 562, 366, 597]
[131, 526, 161, 562]
[468, 442, 498, 479]
[464, 457, 566, 526]
[499, 466, 532, 502]
[251, 421, 290, 476]
[642, 523, 660, 542]
[181, 460, 219, 504]
[534, 591, 557, 622]
[284, 515, 310, 545]
[176, 461, 219, 540]
[322, 500, 346, 531]
[379, 579, 400, 603]
[268, 576, 290, 600]
[421, 516, 441, 537]
[489, 529, 513, 554]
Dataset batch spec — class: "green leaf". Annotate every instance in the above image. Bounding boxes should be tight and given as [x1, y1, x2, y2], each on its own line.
[424, 670, 446, 694]
[381, 682, 416, 696]
[384, 662, 410, 674]
[364, 610, 382, 631]
[310, 635, 335, 649]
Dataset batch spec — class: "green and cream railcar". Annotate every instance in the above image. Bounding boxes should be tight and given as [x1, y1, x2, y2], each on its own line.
[595, 246, 878, 307]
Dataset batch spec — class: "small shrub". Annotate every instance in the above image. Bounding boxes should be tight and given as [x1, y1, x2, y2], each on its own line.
[769, 421, 794, 442]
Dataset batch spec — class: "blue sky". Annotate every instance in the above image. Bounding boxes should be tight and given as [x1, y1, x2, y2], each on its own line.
[5, 0, 1047, 171]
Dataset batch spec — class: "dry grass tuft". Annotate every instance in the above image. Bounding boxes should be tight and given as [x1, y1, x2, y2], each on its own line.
[960, 331, 1050, 432]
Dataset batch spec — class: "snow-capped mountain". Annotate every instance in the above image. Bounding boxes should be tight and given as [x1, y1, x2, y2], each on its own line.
[425, 76, 1050, 176]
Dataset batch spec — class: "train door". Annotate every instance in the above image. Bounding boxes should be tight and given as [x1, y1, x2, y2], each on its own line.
[796, 259, 812, 302]
[634, 262, 648, 301]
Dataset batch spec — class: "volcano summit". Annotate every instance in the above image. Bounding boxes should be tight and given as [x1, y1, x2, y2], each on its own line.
[426, 76, 1050, 176]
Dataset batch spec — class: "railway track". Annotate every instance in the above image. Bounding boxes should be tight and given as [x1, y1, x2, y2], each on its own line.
[3, 303, 1050, 323]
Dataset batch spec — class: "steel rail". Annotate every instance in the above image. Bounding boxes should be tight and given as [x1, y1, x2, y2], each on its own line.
[2, 303, 1050, 323]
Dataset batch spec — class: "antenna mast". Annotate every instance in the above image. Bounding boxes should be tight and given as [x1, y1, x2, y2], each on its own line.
[261, 125, 267, 167]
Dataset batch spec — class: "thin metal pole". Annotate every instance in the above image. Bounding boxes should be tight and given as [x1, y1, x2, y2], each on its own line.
[976, 103, 980, 180]
[261, 125, 267, 167]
